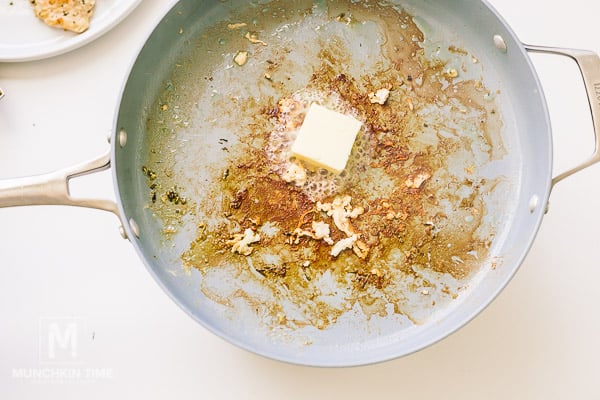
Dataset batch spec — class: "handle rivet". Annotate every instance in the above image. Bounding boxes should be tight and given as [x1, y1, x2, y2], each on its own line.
[528, 195, 540, 213]
[118, 129, 128, 148]
[493, 34, 507, 53]
[119, 225, 128, 240]
[129, 218, 141, 238]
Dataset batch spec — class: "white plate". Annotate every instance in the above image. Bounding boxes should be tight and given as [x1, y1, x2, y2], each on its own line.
[0, 0, 143, 62]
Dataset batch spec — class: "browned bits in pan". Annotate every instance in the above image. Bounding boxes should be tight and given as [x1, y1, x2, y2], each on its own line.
[145, 0, 506, 331]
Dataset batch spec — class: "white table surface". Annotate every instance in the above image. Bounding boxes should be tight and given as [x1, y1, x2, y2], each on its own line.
[1, 0, 599, 398]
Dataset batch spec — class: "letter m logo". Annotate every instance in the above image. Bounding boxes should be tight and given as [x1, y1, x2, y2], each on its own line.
[39, 317, 84, 364]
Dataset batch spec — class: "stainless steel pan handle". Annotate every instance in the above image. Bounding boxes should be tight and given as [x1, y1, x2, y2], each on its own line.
[524, 45, 600, 188]
[0, 149, 125, 235]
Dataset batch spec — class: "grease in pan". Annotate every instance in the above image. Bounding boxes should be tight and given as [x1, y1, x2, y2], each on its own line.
[143, 0, 507, 336]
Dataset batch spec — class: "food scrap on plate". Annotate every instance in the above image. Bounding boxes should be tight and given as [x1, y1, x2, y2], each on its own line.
[32, 0, 96, 33]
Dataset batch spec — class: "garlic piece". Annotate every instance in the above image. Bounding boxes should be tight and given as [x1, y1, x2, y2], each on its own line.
[227, 229, 260, 256]
[331, 235, 358, 257]
[368, 88, 391, 105]
[234, 51, 249, 66]
[282, 162, 307, 187]
[317, 195, 364, 237]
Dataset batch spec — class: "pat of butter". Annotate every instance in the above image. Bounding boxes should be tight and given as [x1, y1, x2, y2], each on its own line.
[291, 103, 362, 174]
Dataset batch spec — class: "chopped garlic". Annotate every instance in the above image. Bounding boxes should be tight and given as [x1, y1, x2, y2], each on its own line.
[292, 221, 333, 245]
[317, 195, 364, 237]
[352, 239, 369, 259]
[227, 23, 247, 29]
[405, 172, 431, 189]
[234, 51, 248, 66]
[245, 32, 268, 46]
[368, 88, 391, 105]
[227, 228, 260, 256]
[446, 68, 459, 78]
[288, 195, 370, 259]
[331, 235, 358, 257]
[312, 221, 334, 245]
[282, 162, 307, 186]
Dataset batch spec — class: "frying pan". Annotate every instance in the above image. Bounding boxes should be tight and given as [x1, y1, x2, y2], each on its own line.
[1, 0, 599, 367]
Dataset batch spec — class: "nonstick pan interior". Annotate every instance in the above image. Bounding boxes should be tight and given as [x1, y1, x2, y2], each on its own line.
[114, 0, 551, 366]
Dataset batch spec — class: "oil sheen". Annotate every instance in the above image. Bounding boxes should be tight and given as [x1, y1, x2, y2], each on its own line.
[142, 0, 508, 338]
